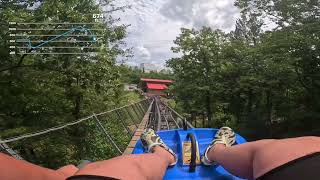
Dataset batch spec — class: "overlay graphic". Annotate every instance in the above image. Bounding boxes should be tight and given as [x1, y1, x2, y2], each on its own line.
[9, 22, 104, 55]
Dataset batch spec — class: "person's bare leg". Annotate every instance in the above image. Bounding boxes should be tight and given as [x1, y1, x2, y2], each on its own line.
[0, 153, 68, 180]
[207, 137, 320, 180]
[74, 146, 174, 180]
[207, 140, 275, 179]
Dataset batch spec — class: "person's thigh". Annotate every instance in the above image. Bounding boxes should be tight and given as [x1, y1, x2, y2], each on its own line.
[72, 153, 169, 180]
[253, 136, 320, 179]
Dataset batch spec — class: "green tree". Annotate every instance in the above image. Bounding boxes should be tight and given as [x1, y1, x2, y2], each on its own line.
[168, 0, 320, 139]
[0, 0, 132, 168]
[167, 27, 228, 127]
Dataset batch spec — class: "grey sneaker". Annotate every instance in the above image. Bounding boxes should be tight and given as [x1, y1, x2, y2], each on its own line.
[201, 127, 236, 166]
[141, 128, 178, 166]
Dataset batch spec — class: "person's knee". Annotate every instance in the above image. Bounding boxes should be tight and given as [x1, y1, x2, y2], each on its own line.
[131, 154, 167, 180]
[251, 139, 277, 160]
[295, 136, 320, 141]
[255, 139, 276, 144]
[104, 156, 147, 179]
[252, 139, 276, 151]
[273, 136, 320, 146]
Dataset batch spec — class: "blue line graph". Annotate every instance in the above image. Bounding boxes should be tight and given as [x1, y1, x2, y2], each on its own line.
[16, 26, 97, 50]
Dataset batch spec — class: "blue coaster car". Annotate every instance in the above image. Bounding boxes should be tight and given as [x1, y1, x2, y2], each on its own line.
[133, 128, 247, 180]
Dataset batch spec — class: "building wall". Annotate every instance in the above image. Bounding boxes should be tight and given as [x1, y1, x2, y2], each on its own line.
[147, 89, 166, 96]
[141, 82, 171, 93]
[124, 84, 138, 91]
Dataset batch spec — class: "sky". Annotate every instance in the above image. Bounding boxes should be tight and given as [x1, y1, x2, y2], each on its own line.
[113, 0, 240, 69]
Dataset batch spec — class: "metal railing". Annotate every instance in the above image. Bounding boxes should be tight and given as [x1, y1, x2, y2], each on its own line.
[0, 99, 152, 168]
[0, 97, 191, 169]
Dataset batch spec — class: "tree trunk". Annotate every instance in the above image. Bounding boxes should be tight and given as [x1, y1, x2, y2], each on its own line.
[247, 89, 253, 118]
[202, 113, 205, 127]
[206, 91, 213, 127]
[73, 76, 82, 120]
[202, 51, 214, 127]
[266, 90, 273, 138]
[73, 94, 81, 120]
[236, 92, 241, 122]
[191, 113, 196, 128]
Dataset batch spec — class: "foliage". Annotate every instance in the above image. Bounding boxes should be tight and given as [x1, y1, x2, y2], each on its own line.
[167, 0, 320, 140]
[119, 64, 173, 84]
[0, 0, 139, 168]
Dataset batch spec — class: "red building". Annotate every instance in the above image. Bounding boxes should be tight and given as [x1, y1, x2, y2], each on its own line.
[140, 78, 173, 96]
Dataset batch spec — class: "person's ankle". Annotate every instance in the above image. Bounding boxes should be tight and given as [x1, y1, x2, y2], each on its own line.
[153, 146, 175, 165]
[207, 143, 226, 161]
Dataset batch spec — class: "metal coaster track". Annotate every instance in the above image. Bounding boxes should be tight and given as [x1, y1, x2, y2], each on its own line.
[148, 97, 193, 131]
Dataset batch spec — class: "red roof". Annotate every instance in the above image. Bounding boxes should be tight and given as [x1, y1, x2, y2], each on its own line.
[141, 78, 173, 83]
[146, 83, 168, 90]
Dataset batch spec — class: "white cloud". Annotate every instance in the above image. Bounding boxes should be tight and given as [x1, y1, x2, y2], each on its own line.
[135, 46, 151, 60]
[160, 0, 240, 31]
[112, 0, 240, 68]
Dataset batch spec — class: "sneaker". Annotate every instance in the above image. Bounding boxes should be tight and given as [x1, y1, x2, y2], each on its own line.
[141, 128, 178, 166]
[201, 127, 236, 166]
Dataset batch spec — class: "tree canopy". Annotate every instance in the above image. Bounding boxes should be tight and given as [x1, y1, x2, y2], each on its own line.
[0, 0, 319, 168]
[167, 0, 320, 140]
[0, 0, 139, 168]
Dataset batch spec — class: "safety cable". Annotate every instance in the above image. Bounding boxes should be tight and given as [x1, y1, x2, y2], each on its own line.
[0, 99, 149, 144]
